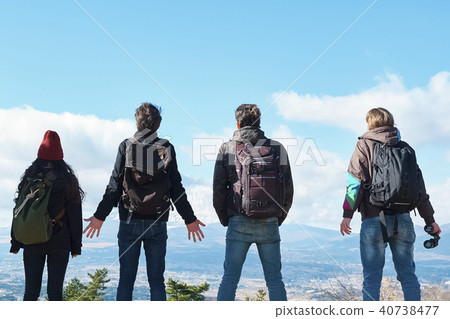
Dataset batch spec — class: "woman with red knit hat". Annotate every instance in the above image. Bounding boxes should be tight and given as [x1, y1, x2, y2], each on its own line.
[10, 130, 84, 301]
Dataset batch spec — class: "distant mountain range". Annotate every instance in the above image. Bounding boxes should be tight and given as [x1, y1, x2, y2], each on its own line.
[1, 220, 449, 301]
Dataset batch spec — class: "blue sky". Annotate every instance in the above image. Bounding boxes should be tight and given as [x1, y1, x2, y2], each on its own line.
[1, 0, 450, 229]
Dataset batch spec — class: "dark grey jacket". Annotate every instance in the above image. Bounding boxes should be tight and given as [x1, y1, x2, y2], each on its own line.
[213, 126, 294, 226]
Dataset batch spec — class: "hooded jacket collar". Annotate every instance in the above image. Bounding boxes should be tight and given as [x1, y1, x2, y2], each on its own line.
[360, 126, 401, 146]
[133, 129, 158, 144]
[232, 126, 266, 144]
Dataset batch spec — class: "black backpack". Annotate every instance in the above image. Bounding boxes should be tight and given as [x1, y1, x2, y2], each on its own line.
[122, 131, 173, 219]
[365, 140, 420, 212]
[233, 141, 284, 219]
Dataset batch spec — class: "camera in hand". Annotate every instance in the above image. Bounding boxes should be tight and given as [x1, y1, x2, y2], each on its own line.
[423, 225, 440, 249]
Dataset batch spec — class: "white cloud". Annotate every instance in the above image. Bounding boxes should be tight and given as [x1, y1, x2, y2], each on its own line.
[427, 179, 450, 226]
[267, 125, 348, 230]
[1, 107, 448, 233]
[0, 106, 223, 229]
[273, 72, 450, 145]
[0, 106, 135, 226]
[268, 125, 450, 230]
[173, 180, 217, 226]
[178, 127, 235, 165]
[271, 124, 296, 140]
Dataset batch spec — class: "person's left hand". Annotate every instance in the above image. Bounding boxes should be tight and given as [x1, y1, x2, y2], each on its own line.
[430, 222, 442, 236]
[186, 219, 206, 242]
[83, 216, 104, 238]
[72, 254, 80, 259]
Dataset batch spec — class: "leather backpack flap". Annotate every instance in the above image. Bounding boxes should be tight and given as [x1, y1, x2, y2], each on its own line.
[123, 140, 172, 214]
[234, 142, 282, 218]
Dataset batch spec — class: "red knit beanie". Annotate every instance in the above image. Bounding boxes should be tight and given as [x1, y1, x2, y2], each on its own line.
[37, 130, 64, 161]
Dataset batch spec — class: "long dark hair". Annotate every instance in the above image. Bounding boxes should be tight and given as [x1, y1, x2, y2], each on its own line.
[16, 158, 85, 203]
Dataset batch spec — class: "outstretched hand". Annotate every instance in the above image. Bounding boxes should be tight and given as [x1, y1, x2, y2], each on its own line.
[340, 217, 352, 236]
[186, 219, 206, 242]
[83, 216, 104, 238]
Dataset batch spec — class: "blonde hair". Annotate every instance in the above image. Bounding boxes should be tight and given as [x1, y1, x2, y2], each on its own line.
[366, 107, 394, 130]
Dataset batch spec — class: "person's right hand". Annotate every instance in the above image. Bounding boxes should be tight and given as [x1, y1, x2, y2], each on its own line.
[10, 251, 18, 255]
[83, 216, 104, 238]
[340, 217, 352, 236]
[430, 222, 442, 235]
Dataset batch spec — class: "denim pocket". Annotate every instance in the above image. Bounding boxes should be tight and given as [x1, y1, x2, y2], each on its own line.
[257, 218, 280, 243]
[361, 217, 383, 245]
[397, 215, 416, 243]
[226, 216, 248, 241]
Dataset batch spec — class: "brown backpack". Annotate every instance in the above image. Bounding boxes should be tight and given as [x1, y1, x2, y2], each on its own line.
[122, 130, 173, 217]
[233, 141, 283, 219]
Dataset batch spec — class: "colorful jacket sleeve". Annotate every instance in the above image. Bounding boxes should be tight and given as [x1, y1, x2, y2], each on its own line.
[343, 140, 370, 219]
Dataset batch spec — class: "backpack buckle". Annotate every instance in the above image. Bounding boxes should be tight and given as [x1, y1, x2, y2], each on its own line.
[163, 195, 174, 211]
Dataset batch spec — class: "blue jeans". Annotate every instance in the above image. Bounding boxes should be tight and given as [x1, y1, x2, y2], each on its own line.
[117, 219, 168, 301]
[217, 216, 287, 301]
[360, 214, 420, 301]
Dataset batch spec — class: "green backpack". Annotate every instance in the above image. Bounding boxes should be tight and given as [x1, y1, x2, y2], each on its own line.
[12, 171, 64, 245]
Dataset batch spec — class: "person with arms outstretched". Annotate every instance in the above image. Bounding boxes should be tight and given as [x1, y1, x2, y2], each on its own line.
[84, 102, 205, 301]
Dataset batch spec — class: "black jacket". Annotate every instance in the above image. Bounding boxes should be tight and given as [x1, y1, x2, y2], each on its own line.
[213, 126, 294, 226]
[10, 170, 83, 255]
[93, 133, 197, 224]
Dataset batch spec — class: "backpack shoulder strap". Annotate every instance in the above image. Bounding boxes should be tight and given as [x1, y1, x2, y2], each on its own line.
[44, 170, 57, 183]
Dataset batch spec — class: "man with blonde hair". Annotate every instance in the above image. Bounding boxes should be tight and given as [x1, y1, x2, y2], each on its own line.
[340, 107, 441, 301]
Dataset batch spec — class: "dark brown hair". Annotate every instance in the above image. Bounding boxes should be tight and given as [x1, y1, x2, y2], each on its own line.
[135, 102, 162, 132]
[235, 104, 261, 128]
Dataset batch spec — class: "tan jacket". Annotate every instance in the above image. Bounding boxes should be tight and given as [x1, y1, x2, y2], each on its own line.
[343, 126, 435, 224]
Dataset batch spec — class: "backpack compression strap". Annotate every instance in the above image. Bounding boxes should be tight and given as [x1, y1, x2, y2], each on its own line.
[13, 188, 40, 218]
[52, 209, 65, 228]
[379, 210, 399, 243]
